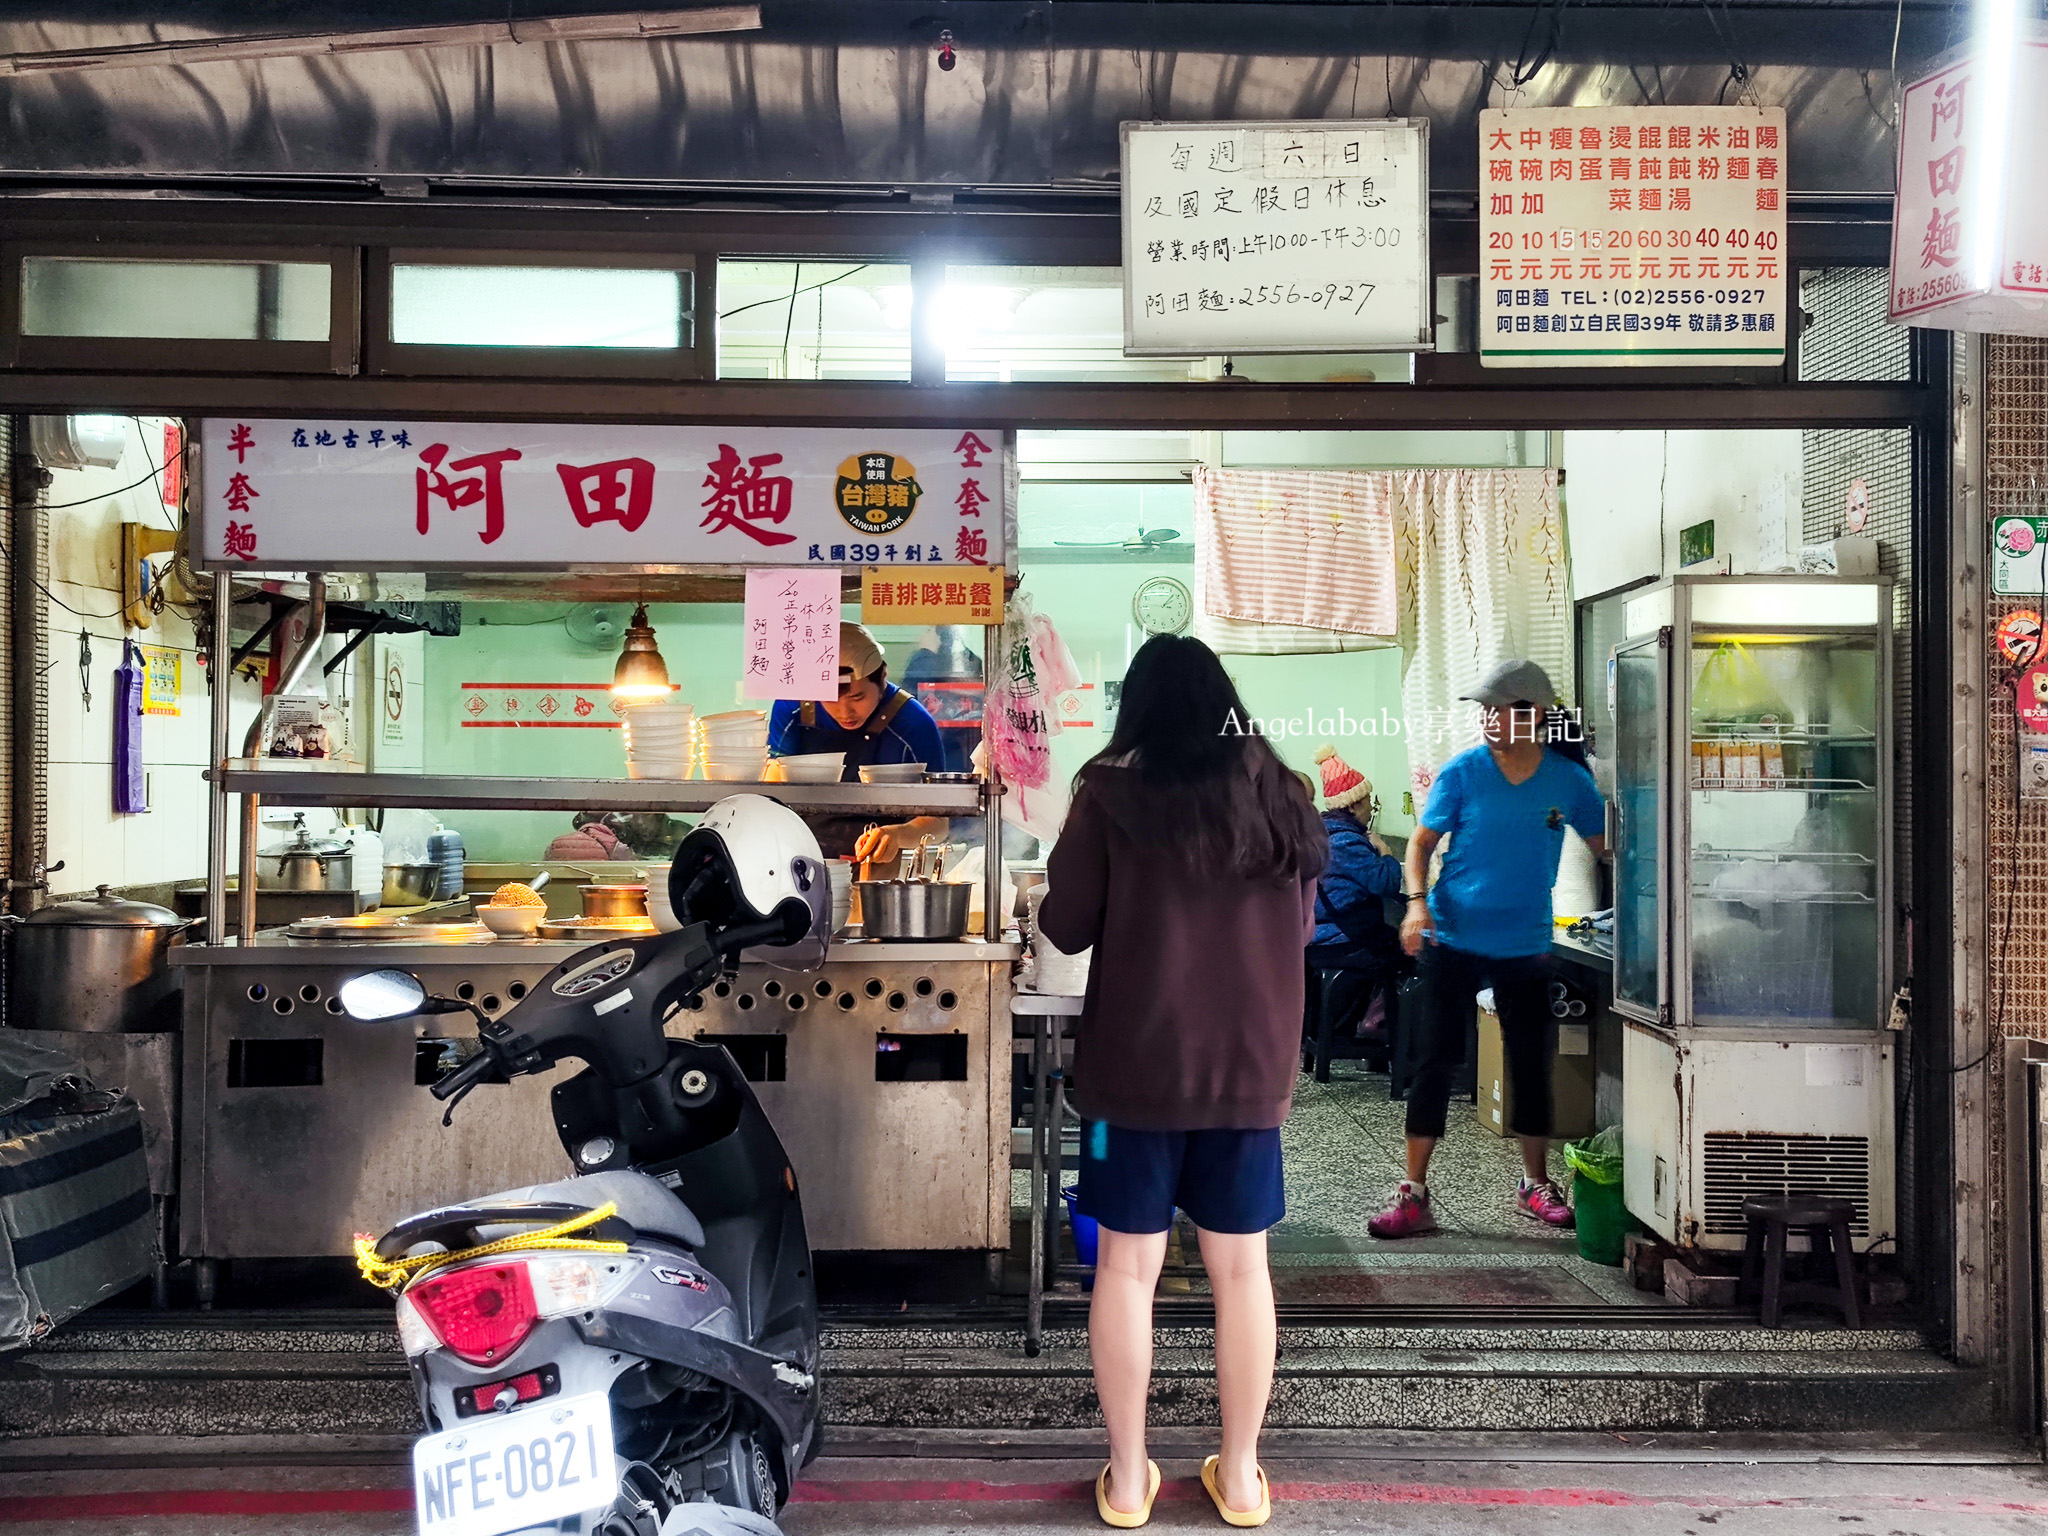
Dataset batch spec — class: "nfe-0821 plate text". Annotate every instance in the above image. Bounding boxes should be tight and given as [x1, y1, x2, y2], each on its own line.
[413, 1390, 619, 1536]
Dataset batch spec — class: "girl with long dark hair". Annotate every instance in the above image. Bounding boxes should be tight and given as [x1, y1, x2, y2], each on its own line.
[1038, 635, 1326, 1529]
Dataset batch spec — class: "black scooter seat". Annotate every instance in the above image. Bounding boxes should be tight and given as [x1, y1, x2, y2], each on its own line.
[483, 1169, 706, 1252]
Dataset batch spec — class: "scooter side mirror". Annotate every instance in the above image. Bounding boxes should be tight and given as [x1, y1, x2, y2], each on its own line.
[338, 969, 429, 1021]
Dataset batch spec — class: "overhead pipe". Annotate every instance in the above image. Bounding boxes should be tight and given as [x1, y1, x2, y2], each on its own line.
[237, 573, 327, 944]
[7, 416, 49, 921]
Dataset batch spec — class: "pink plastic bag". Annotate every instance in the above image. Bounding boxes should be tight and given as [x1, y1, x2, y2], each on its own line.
[984, 593, 1078, 842]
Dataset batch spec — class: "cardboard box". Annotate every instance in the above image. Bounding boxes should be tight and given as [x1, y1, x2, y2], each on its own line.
[1476, 1004, 1597, 1142]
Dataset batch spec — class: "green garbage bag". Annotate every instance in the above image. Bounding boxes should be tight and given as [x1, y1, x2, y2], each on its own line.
[1564, 1127, 1628, 1266]
[1692, 641, 1791, 728]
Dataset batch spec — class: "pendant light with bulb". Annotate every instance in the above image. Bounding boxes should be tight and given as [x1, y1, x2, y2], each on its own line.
[610, 603, 672, 700]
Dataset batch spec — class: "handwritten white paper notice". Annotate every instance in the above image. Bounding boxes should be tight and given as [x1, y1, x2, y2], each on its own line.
[744, 568, 841, 700]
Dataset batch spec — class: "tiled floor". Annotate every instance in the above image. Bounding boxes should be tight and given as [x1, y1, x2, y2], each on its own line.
[1267, 1066, 1652, 1305]
[1024, 1064, 1660, 1307]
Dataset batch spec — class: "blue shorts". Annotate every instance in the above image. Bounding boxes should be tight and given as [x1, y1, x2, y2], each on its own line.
[1074, 1121, 1285, 1236]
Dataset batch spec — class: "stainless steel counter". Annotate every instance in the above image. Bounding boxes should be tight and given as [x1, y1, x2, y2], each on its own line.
[176, 937, 1020, 1266]
[172, 936, 1021, 967]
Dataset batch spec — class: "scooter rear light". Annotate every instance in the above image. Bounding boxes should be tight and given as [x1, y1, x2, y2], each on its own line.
[393, 1292, 438, 1358]
[526, 1255, 628, 1317]
[405, 1261, 539, 1366]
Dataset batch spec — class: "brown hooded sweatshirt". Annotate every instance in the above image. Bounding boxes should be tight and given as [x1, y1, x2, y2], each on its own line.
[1037, 758, 1325, 1132]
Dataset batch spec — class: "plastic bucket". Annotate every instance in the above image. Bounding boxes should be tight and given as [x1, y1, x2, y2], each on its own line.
[1564, 1134, 1628, 1267]
[1060, 1187, 1099, 1268]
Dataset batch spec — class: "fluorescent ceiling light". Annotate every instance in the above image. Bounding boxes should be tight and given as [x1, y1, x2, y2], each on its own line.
[0, 8, 761, 77]
[1971, 0, 2022, 291]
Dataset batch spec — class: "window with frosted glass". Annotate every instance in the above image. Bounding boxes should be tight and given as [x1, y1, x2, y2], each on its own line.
[715, 261, 910, 380]
[391, 265, 688, 349]
[21, 257, 330, 341]
[941, 265, 1414, 383]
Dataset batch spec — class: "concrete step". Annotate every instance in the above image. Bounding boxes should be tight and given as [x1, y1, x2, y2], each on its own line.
[0, 1311, 1993, 1439]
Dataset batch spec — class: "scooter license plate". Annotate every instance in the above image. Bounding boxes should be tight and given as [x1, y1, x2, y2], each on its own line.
[412, 1390, 619, 1536]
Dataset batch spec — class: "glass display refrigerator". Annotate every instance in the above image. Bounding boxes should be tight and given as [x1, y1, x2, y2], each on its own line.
[1609, 576, 1895, 1252]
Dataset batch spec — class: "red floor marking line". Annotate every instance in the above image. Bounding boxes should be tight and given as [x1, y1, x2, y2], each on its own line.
[0, 1490, 415, 1522]
[787, 1478, 2048, 1517]
[10, 1481, 2048, 1523]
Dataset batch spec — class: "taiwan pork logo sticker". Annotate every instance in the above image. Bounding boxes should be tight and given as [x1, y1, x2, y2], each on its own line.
[652, 1264, 709, 1293]
[835, 452, 922, 536]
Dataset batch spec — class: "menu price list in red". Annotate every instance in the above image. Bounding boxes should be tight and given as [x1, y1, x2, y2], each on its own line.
[1478, 106, 1788, 368]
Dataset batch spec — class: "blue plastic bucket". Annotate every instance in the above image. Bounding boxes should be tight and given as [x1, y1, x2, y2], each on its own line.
[1060, 1187, 1099, 1267]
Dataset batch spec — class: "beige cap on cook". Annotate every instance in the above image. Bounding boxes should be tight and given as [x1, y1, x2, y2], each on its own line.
[838, 622, 887, 683]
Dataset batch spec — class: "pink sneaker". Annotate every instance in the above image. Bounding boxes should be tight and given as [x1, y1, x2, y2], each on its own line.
[1517, 1178, 1576, 1227]
[1367, 1181, 1439, 1240]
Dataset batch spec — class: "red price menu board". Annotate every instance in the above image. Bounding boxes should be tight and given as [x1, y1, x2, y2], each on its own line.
[1479, 106, 1788, 369]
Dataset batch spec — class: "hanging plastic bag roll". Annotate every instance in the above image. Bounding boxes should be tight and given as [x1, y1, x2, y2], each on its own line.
[1551, 826, 1600, 921]
[113, 641, 146, 815]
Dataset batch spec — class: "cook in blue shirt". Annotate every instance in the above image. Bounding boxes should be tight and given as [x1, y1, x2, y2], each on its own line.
[768, 621, 949, 862]
[1368, 658, 1608, 1244]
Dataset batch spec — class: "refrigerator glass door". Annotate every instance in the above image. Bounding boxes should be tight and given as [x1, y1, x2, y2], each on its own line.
[1612, 636, 1666, 1021]
[1684, 630, 1881, 1029]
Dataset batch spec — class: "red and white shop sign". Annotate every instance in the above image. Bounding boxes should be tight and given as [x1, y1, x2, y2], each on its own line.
[197, 421, 1010, 572]
[1891, 38, 2048, 334]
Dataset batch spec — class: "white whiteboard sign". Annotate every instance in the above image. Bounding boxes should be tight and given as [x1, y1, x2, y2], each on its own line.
[1478, 106, 1788, 368]
[1120, 119, 1432, 356]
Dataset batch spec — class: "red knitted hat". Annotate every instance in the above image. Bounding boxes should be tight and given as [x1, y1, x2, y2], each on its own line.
[1313, 742, 1374, 813]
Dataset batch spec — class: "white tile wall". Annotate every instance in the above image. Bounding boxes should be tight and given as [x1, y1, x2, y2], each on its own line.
[39, 417, 264, 895]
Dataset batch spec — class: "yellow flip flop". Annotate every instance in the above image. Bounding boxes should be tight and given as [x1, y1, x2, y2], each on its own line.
[1095, 1459, 1161, 1528]
[1200, 1454, 1272, 1528]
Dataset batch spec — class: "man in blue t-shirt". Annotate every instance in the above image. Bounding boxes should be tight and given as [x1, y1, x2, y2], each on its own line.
[768, 622, 948, 861]
[1368, 658, 1608, 1242]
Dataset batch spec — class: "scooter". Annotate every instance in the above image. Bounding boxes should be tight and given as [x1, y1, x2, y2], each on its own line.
[341, 797, 831, 1536]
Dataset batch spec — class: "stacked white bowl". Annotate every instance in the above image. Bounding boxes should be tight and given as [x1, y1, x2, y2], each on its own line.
[700, 709, 769, 781]
[621, 701, 695, 780]
[827, 860, 853, 934]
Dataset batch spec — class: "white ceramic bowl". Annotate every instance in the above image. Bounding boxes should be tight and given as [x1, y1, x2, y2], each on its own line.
[647, 878, 680, 933]
[476, 903, 544, 937]
[777, 753, 846, 784]
[626, 759, 690, 782]
[702, 758, 767, 782]
[858, 763, 926, 784]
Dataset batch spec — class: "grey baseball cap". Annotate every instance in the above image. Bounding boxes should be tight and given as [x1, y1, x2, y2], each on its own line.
[1460, 658, 1558, 709]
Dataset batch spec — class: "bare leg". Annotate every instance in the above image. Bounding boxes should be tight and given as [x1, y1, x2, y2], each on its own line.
[1519, 1135, 1550, 1183]
[1196, 1226, 1276, 1513]
[1089, 1226, 1170, 1516]
[1406, 1134, 1438, 1185]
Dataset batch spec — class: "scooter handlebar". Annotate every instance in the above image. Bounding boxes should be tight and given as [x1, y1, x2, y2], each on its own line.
[430, 1048, 497, 1101]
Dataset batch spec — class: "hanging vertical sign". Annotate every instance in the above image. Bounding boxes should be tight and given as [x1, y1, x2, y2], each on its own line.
[1890, 38, 2048, 334]
[1478, 105, 1788, 368]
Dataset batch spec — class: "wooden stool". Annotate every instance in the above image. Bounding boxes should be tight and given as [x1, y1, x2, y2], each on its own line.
[1739, 1194, 1862, 1329]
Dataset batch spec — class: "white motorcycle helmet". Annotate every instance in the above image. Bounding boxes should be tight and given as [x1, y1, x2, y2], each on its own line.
[668, 795, 830, 969]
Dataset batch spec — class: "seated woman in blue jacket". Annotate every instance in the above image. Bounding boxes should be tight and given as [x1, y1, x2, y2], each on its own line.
[1309, 744, 1404, 973]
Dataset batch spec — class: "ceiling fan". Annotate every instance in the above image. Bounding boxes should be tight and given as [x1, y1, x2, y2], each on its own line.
[1053, 526, 1185, 552]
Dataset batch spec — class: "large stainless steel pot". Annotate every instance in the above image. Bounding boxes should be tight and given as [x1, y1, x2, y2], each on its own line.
[854, 880, 971, 940]
[257, 829, 355, 891]
[257, 815, 354, 891]
[578, 883, 648, 919]
[12, 886, 190, 1033]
